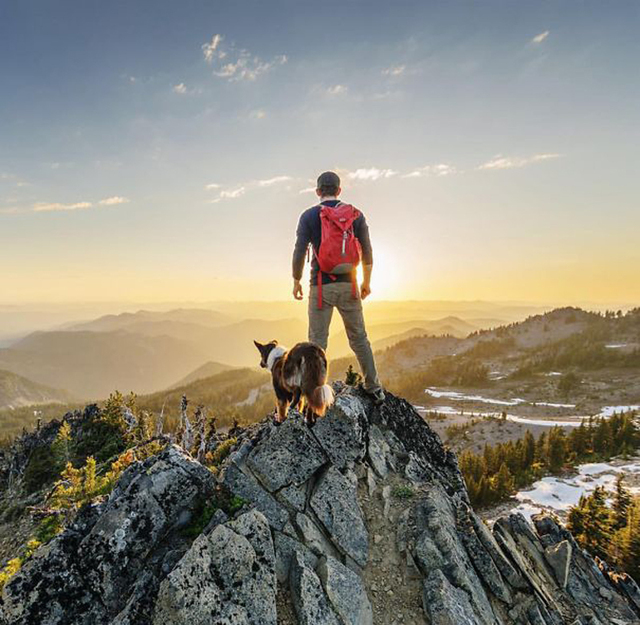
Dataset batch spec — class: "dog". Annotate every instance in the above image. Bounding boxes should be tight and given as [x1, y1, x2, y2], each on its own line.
[254, 340, 334, 426]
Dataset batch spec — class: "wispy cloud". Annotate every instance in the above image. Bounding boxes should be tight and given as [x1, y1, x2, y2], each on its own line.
[33, 201, 93, 213]
[99, 196, 130, 206]
[258, 176, 292, 187]
[202, 34, 224, 62]
[0, 172, 29, 188]
[172, 83, 200, 96]
[478, 153, 561, 170]
[299, 187, 316, 195]
[531, 31, 550, 44]
[382, 65, 406, 76]
[348, 168, 397, 181]
[250, 109, 267, 120]
[202, 33, 287, 82]
[402, 164, 457, 178]
[219, 187, 246, 199]
[206, 174, 294, 202]
[326, 84, 347, 96]
[2, 195, 130, 215]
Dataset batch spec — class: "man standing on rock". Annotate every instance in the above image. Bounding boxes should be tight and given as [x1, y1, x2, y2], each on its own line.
[292, 171, 385, 404]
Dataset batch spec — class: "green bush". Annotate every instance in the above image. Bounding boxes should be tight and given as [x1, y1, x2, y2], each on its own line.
[23, 445, 59, 493]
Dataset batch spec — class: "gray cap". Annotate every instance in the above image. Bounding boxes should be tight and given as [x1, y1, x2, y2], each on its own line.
[317, 171, 341, 189]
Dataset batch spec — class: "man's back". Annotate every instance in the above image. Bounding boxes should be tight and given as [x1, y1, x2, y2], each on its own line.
[292, 199, 373, 286]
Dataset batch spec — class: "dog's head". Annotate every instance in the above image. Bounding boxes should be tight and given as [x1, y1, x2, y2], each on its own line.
[254, 340, 279, 369]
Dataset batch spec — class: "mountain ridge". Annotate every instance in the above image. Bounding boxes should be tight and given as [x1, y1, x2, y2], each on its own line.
[1, 387, 639, 624]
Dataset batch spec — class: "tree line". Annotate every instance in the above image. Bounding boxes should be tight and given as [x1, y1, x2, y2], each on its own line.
[459, 411, 639, 508]
[568, 476, 640, 582]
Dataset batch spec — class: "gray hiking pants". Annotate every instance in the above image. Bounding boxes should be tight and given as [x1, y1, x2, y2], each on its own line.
[308, 281, 382, 392]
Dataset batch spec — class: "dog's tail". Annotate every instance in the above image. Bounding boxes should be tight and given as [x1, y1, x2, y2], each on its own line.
[308, 384, 335, 417]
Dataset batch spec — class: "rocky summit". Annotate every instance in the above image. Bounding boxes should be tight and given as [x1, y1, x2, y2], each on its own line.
[2, 386, 640, 624]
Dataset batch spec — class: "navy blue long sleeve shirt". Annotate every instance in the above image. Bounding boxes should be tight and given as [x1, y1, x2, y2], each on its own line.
[292, 199, 373, 286]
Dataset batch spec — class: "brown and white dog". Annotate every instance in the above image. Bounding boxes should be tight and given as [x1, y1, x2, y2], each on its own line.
[254, 340, 335, 426]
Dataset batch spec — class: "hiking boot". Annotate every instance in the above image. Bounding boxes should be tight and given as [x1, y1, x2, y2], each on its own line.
[366, 388, 386, 406]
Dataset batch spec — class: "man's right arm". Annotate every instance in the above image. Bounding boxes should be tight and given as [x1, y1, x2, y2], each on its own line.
[355, 214, 374, 298]
[292, 212, 310, 300]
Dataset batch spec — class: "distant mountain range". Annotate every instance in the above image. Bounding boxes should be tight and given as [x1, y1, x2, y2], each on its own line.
[0, 305, 611, 404]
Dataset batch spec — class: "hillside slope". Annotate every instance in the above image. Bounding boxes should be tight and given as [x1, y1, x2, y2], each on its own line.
[0, 331, 209, 399]
[0, 370, 72, 410]
[1, 389, 639, 624]
[168, 360, 235, 388]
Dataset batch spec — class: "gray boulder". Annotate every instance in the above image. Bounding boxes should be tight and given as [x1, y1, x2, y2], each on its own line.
[312, 394, 367, 469]
[220, 461, 289, 530]
[317, 556, 373, 625]
[246, 414, 327, 492]
[153, 509, 276, 625]
[423, 569, 478, 625]
[1, 445, 215, 625]
[289, 552, 340, 625]
[310, 466, 369, 567]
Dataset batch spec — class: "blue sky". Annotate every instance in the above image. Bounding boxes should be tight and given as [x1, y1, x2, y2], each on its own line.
[1, 1, 638, 303]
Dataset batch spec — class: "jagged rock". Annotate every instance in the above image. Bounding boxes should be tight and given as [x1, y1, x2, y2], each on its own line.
[456, 500, 513, 605]
[246, 414, 327, 492]
[295, 512, 340, 559]
[312, 394, 367, 468]
[469, 504, 528, 590]
[273, 531, 318, 584]
[317, 555, 373, 625]
[1, 445, 215, 625]
[310, 466, 369, 567]
[412, 485, 497, 625]
[289, 552, 340, 625]
[277, 482, 307, 512]
[2, 387, 640, 625]
[153, 509, 276, 625]
[366, 424, 390, 477]
[404, 451, 433, 485]
[423, 568, 478, 625]
[545, 540, 572, 588]
[220, 461, 289, 531]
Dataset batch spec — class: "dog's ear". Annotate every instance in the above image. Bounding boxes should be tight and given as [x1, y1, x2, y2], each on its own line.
[254, 340, 263, 351]
[271, 339, 279, 346]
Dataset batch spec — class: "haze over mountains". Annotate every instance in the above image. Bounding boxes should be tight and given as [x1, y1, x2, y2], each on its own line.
[0, 369, 73, 410]
[0, 301, 636, 408]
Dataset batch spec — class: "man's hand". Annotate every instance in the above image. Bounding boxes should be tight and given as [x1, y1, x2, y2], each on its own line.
[360, 282, 372, 300]
[293, 279, 304, 300]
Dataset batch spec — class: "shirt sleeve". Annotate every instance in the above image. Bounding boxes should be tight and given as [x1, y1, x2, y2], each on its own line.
[355, 214, 373, 265]
[292, 212, 311, 280]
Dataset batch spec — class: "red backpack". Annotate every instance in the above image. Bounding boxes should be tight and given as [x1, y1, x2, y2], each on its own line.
[312, 202, 362, 308]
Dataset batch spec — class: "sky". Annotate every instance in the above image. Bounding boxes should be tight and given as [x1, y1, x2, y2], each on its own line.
[1, 0, 638, 304]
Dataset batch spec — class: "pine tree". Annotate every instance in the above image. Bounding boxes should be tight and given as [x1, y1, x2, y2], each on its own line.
[614, 499, 640, 581]
[545, 427, 566, 472]
[612, 474, 632, 530]
[523, 431, 535, 468]
[52, 420, 72, 467]
[573, 486, 613, 560]
[491, 463, 515, 501]
[345, 365, 362, 386]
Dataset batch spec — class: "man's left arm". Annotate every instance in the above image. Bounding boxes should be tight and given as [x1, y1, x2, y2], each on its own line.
[355, 214, 373, 299]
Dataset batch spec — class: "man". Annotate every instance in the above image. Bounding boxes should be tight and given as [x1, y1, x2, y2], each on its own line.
[292, 171, 385, 404]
